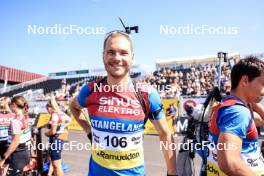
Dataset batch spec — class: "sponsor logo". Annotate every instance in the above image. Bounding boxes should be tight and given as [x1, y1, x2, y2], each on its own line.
[96, 151, 140, 161]
[207, 164, 220, 176]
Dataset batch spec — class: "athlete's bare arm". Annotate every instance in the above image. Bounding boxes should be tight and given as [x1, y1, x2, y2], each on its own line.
[252, 103, 264, 119]
[252, 103, 264, 126]
[253, 111, 264, 127]
[217, 132, 255, 176]
[70, 96, 91, 134]
[152, 117, 177, 175]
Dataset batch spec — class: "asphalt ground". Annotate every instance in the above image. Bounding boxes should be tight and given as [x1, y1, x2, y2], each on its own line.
[57, 131, 203, 176]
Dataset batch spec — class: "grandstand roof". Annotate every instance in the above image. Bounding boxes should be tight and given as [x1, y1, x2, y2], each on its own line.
[156, 52, 240, 68]
[0, 65, 46, 83]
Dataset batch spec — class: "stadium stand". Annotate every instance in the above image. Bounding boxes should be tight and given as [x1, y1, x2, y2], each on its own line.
[0, 77, 97, 98]
[140, 63, 232, 99]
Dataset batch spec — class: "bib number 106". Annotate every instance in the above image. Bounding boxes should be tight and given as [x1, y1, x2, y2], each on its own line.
[104, 135, 127, 148]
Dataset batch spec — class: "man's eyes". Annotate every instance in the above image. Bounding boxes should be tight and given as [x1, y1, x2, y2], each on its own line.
[120, 51, 128, 55]
[107, 50, 129, 56]
[107, 50, 115, 55]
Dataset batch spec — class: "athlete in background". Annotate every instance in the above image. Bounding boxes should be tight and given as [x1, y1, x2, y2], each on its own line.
[0, 96, 31, 176]
[207, 56, 264, 175]
[45, 99, 71, 176]
[0, 97, 14, 174]
[252, 103, 264, 158]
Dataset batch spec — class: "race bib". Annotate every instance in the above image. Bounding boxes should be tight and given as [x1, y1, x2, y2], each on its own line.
[0, 128, 8, 138]
[207, 147, 264, 176]
[91, 127, 144, 170]
[56, 124, 65, 134]
[20, 128, 31, 144]
[242, 152, 264, 175]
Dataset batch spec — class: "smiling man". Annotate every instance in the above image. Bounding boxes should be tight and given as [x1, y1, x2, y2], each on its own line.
[70, 31, 176, 176]
[207, 56, 264, 176]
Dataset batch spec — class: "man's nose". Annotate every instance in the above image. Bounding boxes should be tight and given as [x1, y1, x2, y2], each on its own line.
[112, 52, 122, 61]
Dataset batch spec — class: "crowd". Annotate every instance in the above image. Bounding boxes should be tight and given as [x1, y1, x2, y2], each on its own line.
[140, 63, 231, 99]
[33, 76, 102, 102]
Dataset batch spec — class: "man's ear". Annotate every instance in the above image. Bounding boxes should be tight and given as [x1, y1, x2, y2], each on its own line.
[240, 75, 249, 87]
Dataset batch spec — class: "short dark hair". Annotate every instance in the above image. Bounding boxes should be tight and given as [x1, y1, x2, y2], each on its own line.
[103, 31, 133, 52]
[231, 55, 264, 90]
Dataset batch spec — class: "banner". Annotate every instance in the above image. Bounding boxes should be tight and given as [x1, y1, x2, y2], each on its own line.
[144, 98, 201, 135]
[179, 96, 205, 117]
[144, 99, 180, 135]
[68, 117, 84, 130]
[35, 113, 50, 128]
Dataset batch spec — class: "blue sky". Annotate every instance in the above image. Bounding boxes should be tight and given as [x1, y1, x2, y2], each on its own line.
[0, 0, 263, 75]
